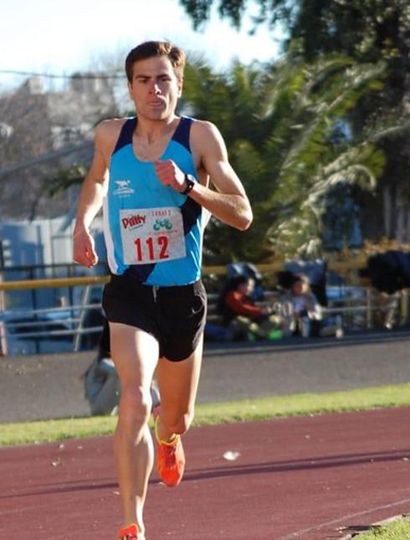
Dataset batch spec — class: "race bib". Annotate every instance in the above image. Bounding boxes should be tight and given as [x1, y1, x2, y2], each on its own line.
[120, 207, 186, 265]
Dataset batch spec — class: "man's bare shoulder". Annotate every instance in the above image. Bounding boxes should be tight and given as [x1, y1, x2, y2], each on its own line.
[191, 118, 224, 149]
[94, 117, 132, 159]
[190, 118, 226, 159]
[191, 118, 219, 138]
[95, 118, 128, 142]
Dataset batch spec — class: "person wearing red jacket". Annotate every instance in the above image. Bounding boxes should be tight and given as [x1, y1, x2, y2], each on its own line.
[224, 276, 272, 321]
[218, 275, 280, 340]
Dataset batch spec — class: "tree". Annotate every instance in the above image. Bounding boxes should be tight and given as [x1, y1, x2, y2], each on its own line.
[0, 79, 55, 219]
[251, 56, 386, 258]
[180, 0, 410, 248]
[0, 70, 119, 220]
[180, 0, 409, 64]
[181, 58, 275, 262]
[180, 0, 409, 122]
[179, 0, 293, 33]
[182, 53, 386, 261]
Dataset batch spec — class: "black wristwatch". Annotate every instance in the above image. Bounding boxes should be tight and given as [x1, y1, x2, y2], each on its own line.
[182, 174, 195, 195]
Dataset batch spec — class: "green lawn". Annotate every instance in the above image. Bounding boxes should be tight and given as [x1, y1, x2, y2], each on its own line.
[2, 382, 410, 446]
[354, 517, 410, 539]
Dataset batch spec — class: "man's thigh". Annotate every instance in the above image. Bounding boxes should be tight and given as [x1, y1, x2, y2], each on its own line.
[156, 335, 204, 416]
[109, 322, 159, 389]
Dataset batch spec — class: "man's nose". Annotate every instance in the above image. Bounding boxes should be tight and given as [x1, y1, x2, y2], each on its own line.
[149, 82, 161, 94]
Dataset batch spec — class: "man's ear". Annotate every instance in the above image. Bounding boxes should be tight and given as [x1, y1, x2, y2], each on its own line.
[177, 77, 183, 97]
[127, 81, 133, 99]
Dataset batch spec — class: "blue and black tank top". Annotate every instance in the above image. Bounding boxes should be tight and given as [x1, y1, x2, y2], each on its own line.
[103, 115, 204, 286]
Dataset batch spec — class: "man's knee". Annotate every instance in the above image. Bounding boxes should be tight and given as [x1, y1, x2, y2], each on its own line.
[119, 384, 152, 425]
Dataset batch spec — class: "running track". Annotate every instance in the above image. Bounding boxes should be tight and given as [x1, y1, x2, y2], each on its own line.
[1, 407, 410, 539]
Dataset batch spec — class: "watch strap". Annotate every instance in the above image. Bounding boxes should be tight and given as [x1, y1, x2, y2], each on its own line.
[182, 174, 195, 195]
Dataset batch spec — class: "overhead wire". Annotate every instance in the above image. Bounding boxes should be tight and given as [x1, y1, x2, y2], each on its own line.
[0, 69, 124, 79]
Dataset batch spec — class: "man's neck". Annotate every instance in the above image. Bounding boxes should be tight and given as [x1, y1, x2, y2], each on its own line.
[131, 114, 180, 161]
[135, 114, 179, 142]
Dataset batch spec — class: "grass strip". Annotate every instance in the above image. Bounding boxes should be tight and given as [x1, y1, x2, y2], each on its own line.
[354, 516, 410, 539]
[2, 383, 410, 447]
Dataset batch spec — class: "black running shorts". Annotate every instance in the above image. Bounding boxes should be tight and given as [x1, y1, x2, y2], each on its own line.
[102, 273, 207, 361]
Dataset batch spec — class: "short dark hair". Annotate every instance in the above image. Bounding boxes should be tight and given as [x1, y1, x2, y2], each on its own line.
[125, 41, 186, 83]
[293, 273, 309, 285]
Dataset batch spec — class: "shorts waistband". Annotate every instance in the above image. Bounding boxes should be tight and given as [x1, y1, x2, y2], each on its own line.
[111, 273, 202, 292]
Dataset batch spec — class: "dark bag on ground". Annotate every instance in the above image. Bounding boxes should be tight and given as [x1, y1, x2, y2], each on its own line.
[364, 251, 410, 294]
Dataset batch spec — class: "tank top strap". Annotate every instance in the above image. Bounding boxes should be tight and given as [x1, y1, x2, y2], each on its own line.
[113, 117, 137, 154]
[171, 116, 193, 152]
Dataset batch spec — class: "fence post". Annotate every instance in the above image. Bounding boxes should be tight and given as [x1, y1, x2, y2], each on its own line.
[400, 289, 408, 326]
[73, 285, 91, 352]
[0, 274, 7, 356]
[366, 287, 373, 329]
[0, 320, 7, 356]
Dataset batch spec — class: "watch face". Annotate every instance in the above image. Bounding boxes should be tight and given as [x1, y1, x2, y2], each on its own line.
[183, 175, 195, 194]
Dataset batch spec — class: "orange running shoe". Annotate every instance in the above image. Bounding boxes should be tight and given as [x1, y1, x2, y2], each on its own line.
[157, 434, 185, 487]
[154, 414, 185, 487]
[118, 523, 138, 540]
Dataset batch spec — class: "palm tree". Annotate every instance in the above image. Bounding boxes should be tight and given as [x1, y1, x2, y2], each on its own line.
[183, 52, 387, 262]
[182, 57, 281, 262]
[264, 55, 387, 257]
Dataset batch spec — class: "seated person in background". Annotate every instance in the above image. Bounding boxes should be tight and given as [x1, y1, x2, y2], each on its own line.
[84, 319, 120, 415]
[280, 273, 322, 337]
[226, 261, 265, 301]
[84, 319, 160, 415]
[218, 275, 282, 340]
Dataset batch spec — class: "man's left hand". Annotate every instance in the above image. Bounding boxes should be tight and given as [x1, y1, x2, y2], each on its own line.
[154, 160, 186, 192]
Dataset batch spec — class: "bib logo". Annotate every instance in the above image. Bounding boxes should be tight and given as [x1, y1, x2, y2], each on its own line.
[153, 219, 173, 231]
[122, 214, 146, 230]
[113, 179, 134, 196]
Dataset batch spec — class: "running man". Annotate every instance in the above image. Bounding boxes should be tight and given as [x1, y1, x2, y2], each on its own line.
[73, 40, 252, 540]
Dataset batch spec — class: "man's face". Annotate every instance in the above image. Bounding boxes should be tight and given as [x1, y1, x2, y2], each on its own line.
[128, 55, 182, 120]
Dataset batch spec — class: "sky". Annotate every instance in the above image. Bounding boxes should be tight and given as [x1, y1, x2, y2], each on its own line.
[0, 0, 282, 89]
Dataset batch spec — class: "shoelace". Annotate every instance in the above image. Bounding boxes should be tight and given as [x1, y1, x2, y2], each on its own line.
[164, 444, 177, 468]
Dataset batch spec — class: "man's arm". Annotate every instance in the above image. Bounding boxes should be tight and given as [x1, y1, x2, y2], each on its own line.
[154, 121, 253, 231]
[225, 291, 265, 318]
[191, 121, 253, 231]
[72, 122, 111, 268]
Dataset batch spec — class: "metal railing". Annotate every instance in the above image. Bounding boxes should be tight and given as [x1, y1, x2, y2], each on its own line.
[0, 276, 108, 355]
[0, 266, 408, 356]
